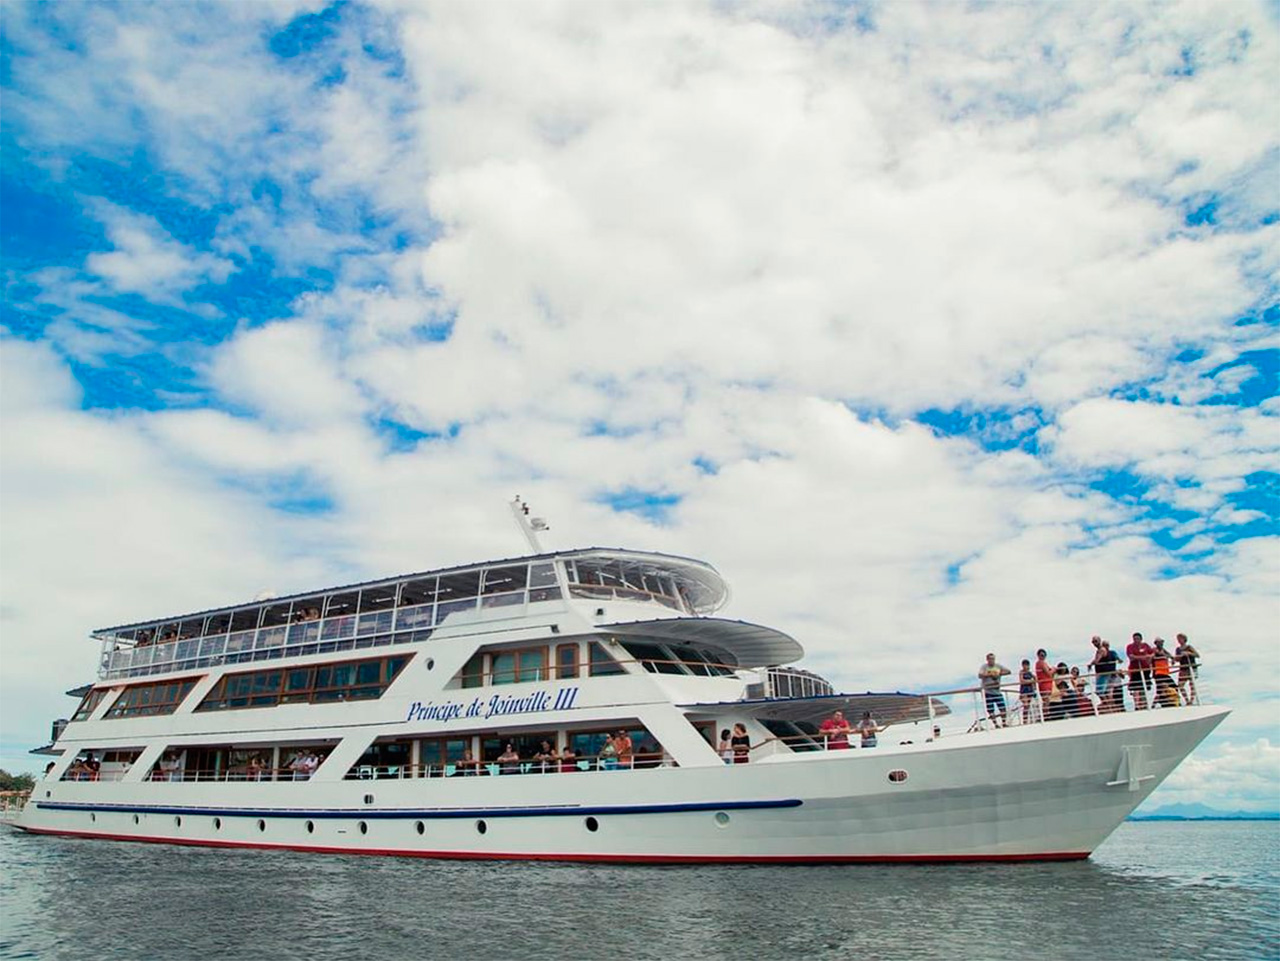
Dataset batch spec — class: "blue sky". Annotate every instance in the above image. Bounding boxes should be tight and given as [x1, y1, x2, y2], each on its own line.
[1, 1, 1277, 810]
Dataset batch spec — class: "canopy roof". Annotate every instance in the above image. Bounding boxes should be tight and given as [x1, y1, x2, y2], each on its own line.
[600, 616, 804, 668]
[93, 547, 728, 637]
[681, 691, 950, 727]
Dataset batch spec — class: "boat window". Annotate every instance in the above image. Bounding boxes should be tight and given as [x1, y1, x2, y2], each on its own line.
[620, 641, 683, 674]
[556, 643, 579, 679]
[759, 719, 823, 752]
[281, 668, 314, 702]
[399, 578, 437, 608]
[491, 651, 516, 685]
[325, 592, 358, 618]
[196, 655, 410, 712]
[104, 677, 199, 718]
[257, 603, 288, 628]
[436, 570, 481, 601]
[71, 688, 110, 722]
[359, 584, 399, 613]
[461, 652, 485, 689]
[204, 613, 231, 637]
[699, 649, 736, 676]
[156, 622, 180, 644]
[482, 565, 528, 595]
[229, 608, 259, 633]
[357, 610, 394, 636]
[289, 598, 324, 622]
[482, 730, 558, 764]
[588, 642, 626, 677]
[529, 563, 561, 602]
[674, 646, 713, 676]
[178, 618, 205, 640]
[419, 736, 470, 770]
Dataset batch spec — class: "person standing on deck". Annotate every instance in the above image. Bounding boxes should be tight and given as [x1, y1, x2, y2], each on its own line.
[819, 710, 852, 749]
[1127, 632, 1154, 710]
[1175, 634, 1200, 705]
[978, 654, 1011, 727]
[1034, 649, 1054, 715]
[858, 712, 882, 748]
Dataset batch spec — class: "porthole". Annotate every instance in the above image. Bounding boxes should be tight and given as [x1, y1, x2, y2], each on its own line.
[174, 816, 182, 828]
[90, 812, 96, 823]
[416, 821, 425, 835]
[363, 794, 375, 805]
[585, 817, 599, 833]
[888, 769, 909, 783]
[359, 821, 368, 835]
[714, 812, 730, 827]
[306, 820, 315, 834]
[133, 814, 140, 825]
[426, 658, 435, 671]
[476, 819, 487, 835]
[258, 819, 266, 832]
[213, 817, 222, 831]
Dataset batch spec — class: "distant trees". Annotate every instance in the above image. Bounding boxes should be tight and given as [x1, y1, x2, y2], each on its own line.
[0, 769, 35, 793]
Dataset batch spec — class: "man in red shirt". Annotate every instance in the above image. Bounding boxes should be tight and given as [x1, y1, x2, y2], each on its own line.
[1126, 632, 1154, 710]
[819, 710, 852, 749]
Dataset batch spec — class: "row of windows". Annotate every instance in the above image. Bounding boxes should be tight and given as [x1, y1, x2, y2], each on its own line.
[195, 655, 411, 712]
[104, 679, 200, 718]
[72, 688, 110, 722]
[459, 642, 625, 688]
[618, 641, 737, 677]
[107, 562, 565, 645]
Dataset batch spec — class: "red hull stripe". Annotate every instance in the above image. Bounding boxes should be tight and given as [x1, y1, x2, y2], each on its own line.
[11, 825, 1090, 863]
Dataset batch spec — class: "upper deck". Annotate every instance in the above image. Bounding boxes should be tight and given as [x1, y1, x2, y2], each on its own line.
[92, 549, 729, 681]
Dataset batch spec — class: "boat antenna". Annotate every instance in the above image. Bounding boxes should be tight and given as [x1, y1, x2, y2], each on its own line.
[510, 495, 550, 553]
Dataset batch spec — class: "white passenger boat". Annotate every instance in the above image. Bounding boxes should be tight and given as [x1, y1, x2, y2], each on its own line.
[13, 500, 1227, 862]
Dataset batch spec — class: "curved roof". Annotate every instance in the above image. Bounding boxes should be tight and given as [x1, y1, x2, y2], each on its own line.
[600, 616, 804, 668]
[94, 546, 728, 635]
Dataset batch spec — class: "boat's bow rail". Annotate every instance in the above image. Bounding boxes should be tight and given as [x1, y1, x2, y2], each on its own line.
[747, 666, 1218, 753]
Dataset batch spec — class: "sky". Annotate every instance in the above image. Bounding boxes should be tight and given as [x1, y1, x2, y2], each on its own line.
[0, 0, 1277, 813]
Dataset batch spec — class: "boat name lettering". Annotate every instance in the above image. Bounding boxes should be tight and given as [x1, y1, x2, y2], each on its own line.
[406, 687, 579, 724]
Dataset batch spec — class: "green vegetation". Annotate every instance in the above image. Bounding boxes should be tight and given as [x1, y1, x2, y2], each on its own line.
[0, 769, 36, 793]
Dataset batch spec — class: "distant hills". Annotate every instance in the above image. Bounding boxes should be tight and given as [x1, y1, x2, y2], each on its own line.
[1130, 802, 1279, 821]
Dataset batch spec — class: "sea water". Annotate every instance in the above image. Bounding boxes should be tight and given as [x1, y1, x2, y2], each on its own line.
[1, 821, 1276, 960]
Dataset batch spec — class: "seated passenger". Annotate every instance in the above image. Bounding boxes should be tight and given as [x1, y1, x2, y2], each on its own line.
[614, 730, 634, 769]
[559, 743, 578, 772]
[532, 740, 559, 773]
[598, 734, 619, 770]
[497, 743, 520, 774]
[636, 738, 662, 768]
[857, 713, 881, 748]
[459, 748, 480, 776]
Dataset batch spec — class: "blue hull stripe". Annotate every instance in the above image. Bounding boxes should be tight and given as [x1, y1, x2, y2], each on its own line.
[34, 798, 802, 820]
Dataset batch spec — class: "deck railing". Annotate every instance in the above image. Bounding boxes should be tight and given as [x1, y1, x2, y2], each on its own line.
[767, 665, 1206, 751]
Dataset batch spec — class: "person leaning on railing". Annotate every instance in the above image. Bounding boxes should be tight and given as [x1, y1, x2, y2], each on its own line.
[1175, 633, 1200, 704]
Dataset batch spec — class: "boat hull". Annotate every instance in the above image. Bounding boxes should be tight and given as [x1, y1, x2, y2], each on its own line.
[12, 706, 1227, 862]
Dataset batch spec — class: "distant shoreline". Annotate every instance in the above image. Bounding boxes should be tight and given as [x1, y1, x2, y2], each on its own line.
[1128, 815, 1279, 822]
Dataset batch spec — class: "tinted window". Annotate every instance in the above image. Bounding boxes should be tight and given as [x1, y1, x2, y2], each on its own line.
[359, 585, 398, 612]
[436, 570, 481, 600]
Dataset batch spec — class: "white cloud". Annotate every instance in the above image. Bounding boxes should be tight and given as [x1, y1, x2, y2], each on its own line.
[85, 204, 234, 301]
[1145, 738, 1280, 812]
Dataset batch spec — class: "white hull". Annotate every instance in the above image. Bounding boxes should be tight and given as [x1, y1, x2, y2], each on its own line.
[15, 706, 1226, 862]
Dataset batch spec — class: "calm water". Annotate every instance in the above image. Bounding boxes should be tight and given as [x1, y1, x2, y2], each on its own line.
[1, 821, 1276, 961]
